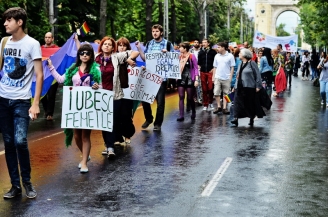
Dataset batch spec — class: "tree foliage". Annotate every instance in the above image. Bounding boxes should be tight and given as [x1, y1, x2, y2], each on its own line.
[0, 0, 252, 47]
[276, 23, 291, 37]
[298, 0, 328, 47]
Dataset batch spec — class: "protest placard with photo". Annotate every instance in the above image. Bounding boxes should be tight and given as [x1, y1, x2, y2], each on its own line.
[61, 86, 113, 132]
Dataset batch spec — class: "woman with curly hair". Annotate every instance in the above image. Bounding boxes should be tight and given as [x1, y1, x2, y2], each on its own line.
[95, 36, 139, 159]
[47, 43, 101, 173]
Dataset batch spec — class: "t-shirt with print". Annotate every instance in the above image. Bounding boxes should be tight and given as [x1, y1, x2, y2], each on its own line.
[0, 35, 42, 99]
[213, 51, 235, 80]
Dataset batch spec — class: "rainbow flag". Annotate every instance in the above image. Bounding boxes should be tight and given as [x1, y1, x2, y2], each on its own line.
[79, 22, 90, 37]
[224, 92, 234, 103]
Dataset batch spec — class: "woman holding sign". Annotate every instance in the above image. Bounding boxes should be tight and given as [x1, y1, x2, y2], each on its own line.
[95, 36, 139, 159]
[177, 42, 199, 121]
[116, 37, 137, 146]
[47, 44, 101, 173]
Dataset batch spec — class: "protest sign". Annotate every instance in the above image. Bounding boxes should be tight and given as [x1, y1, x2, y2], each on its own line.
[252, 31, 298, 52]
[145, 52, 181, 79]
[61, 86, 113, 132]
[123, 66, 163, 104]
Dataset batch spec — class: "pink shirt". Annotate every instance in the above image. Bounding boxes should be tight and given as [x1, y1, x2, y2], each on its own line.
[48, 65, 102, 88]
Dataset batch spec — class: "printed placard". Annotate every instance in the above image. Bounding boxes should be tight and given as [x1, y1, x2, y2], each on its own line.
[61, 86, 113, 132]
[123, 66, 163, 104]
[145, 52, 181, 79]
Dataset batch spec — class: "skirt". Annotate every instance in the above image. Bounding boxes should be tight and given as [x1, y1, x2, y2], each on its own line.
[233, 87, 266, 119]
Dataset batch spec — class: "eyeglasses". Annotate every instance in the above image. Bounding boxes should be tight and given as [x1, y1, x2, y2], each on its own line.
[79, 51, 91, 56]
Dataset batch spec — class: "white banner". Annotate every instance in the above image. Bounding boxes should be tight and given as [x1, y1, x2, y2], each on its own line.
[252, 31, 298, 52]
[145, 52, 181, 79]
[123, 66, 163, 104]
[61, 86, 113, 132]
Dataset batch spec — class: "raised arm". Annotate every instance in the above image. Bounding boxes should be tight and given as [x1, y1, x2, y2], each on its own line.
[135, 41, 145, 61]
[47, 59, 66, 83]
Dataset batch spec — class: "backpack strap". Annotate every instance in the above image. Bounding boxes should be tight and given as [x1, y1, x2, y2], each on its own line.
[0, 36, 9, 70]
[166, 41, 171, 51]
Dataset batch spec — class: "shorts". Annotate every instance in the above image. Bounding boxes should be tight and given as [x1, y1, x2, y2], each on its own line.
[214, 79, 230, 96]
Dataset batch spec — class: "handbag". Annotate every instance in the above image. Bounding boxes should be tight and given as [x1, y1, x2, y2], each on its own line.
[119, 63, 129, 88]
[313, 77, 320, 87]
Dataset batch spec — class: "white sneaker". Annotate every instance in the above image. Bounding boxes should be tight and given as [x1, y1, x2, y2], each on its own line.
[203, 106, 208, 111]
[102, 148, 109, 155]
[302, 77, 305, 81]
[209, 104, 214, 110]
[107, 148, 115, 159]
[321, 100, 324, 105]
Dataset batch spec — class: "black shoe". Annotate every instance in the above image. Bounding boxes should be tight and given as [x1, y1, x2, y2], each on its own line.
[23, 183, 37, 199]
[3, 186, 22, 199]
[248, 118, 254, 126]
[141, 121, 151, 129]
[153, 125, 161, 131]
[222, 108, 230, 115]
[231, 118, 238, 126]
[213, 107, 222, 114]
[177, 117, 184, 122]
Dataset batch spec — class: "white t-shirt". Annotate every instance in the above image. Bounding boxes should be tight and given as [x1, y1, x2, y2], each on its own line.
[0, 35, 41, 99]
[213, 51, 235, 80]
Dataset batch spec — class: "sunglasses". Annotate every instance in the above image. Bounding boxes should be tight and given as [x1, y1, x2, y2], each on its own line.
[79, 51, 91, 56]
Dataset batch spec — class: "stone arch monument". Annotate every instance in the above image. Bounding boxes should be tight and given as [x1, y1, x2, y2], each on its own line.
[255, 0, 299, 36]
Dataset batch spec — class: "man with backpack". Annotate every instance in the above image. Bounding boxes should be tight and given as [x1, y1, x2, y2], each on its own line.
[136, 24, 174, 131]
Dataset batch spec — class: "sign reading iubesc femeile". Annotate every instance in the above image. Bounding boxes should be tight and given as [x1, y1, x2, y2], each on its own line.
[145, 52, 181, 79]
[123, 66, 163, 104]
[61, 86, 113, 132]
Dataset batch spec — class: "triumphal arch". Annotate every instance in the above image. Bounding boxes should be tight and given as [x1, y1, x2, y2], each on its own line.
[255, 0, 299, 36]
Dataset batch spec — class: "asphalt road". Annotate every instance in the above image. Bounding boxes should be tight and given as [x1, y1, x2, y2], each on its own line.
[0, 75, 328, 217]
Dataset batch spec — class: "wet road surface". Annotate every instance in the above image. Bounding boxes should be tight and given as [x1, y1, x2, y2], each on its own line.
[1, 76, 328, 216]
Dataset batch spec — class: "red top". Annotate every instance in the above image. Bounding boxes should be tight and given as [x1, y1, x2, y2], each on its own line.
[252, 53, 257, 63]
[95, 54, 114, 90]
[41, 44, 59, 48]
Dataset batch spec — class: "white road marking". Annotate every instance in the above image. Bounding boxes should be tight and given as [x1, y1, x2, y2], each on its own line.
[201, 157, 233, 197]
[0, 131, 63, 156]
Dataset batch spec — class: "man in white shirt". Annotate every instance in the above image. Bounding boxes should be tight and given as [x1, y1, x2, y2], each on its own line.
[213, 42, 235, 114]
[0, 7, 43, 199]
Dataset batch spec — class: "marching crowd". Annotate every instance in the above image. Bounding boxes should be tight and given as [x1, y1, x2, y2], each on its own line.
[0, 7, 327, 200]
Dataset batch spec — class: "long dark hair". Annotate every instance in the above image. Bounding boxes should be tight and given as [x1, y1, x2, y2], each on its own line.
[263, 47, 273, 66]
[75, 44, 95, 73]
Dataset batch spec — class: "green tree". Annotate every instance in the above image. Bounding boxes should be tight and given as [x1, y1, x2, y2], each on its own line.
[276, 23, 291, 36]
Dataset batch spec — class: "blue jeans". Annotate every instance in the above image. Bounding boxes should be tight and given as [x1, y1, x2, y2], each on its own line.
[320, 81, 328, 102]
[0, 97, 31, 187]
[142, 81, 167, 126]
[311, 67, 318, 80]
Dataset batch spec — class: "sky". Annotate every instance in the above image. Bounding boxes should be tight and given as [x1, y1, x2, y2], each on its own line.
[244, 0, 300, 35]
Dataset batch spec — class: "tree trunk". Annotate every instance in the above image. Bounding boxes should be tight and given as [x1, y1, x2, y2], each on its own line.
[158, 1, 163, 26]
[145, 0, 154, 42]
[199, 10, 205, 40]
[110, 18, 115, 40]
[99, 0, 107, 38]
[170, 0, 177, 43]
